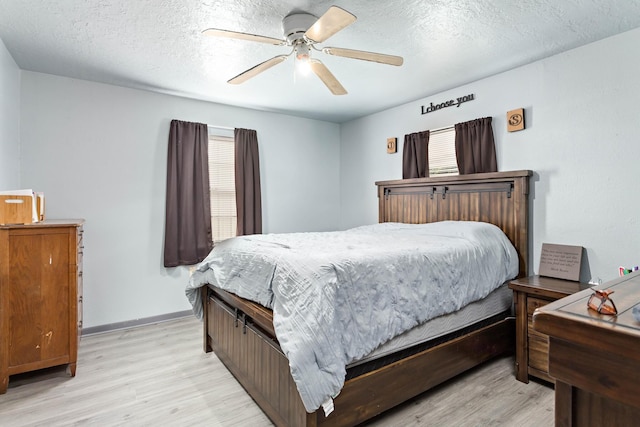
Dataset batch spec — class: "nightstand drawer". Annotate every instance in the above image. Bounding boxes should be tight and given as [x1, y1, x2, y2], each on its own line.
[527, 297, 551, 315]
[528, 332, 550, 373]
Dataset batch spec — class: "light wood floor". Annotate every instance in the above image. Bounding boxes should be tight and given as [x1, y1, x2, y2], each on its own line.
[0, 316, 554, 426]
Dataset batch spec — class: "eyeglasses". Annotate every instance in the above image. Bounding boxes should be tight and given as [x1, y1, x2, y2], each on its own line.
[587, 289, 617, 315]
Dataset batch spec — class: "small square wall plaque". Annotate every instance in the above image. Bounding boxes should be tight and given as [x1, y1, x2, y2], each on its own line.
[507, 108, 525, 132]
[387, 137, 397, 153]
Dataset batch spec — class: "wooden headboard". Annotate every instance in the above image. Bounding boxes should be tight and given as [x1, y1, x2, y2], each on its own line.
[376, 170, 532, 277]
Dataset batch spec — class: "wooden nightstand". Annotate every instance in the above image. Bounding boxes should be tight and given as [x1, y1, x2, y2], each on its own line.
[508, 275, 591, 383]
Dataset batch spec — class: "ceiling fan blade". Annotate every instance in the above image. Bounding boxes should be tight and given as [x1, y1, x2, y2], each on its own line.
[322, 47, 404, 66]
[304, 6, 356, 43]
[228, 55, 288, 85]
[203, 28, 285, 46]
[309, 59, 347, 95]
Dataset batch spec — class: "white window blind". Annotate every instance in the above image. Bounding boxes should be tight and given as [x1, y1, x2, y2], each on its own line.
[208, 135, 237, 243]
[428, 128, 459, 176]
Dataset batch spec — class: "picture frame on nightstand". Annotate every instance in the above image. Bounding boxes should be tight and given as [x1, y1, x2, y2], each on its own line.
[538, 243, 583, 282]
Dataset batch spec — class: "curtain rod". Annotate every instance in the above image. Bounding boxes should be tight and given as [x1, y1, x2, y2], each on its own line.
[430, 125, 454, 134]
[207, 125, 235, 131]
[407, 125, 454, 136]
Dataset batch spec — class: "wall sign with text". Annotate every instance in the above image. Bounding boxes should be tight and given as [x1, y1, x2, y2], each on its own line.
[421, 93, 475, 114]
[539, 243, 583, 281]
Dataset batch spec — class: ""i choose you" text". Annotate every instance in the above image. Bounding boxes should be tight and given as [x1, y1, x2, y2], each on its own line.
[421, 93, 475, 114]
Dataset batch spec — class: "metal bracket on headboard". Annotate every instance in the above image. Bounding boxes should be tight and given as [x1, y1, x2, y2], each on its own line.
[384, 186, 437, 199]
[383, 186, 439, 198]
[437, 182, 514, 198]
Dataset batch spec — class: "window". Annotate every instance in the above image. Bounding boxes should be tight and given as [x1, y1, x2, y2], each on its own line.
[208, 134, 236, 243]
[428, 127, 459, 176]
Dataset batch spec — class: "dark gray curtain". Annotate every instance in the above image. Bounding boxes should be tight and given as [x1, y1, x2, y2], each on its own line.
[163, 120, 213, 267]
[234, 128, 262, 236]
[402, 130, 430, 179]
[454, 117, 498, 174]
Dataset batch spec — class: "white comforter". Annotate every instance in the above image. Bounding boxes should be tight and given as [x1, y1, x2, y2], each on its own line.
[186, 221, 518, 412]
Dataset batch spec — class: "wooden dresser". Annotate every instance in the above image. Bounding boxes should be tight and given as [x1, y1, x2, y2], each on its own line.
[509, 275, 591, 383]
[0, 220, 84, 394]
[533, 271, 640, 426]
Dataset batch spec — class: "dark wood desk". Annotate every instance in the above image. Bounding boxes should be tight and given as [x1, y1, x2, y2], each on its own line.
[533, 271, 640, 426]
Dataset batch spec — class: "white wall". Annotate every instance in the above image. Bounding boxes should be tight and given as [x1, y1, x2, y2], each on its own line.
[20, 72, 341, 328]
[0, 37, 20, 189]
[15, 27, 640, 328]
[340, 27, 640, 283]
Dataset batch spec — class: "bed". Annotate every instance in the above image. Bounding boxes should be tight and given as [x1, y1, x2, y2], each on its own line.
[189, 170, 531, 427]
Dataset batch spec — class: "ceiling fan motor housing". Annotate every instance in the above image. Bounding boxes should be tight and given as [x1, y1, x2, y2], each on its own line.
[282, 12, 317, 44]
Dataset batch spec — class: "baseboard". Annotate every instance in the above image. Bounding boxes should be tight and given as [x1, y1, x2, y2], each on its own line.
[81, 310, 194, 336]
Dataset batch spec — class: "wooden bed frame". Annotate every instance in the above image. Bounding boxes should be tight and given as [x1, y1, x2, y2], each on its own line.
[201, 170, 532, 427]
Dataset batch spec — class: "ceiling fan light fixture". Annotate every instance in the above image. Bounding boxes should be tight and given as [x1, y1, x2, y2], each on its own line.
[295, 44, 311, 76]
[295, 43, 310, 61]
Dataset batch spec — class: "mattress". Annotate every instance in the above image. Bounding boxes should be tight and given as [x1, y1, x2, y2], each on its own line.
[349, 282, 512, 367]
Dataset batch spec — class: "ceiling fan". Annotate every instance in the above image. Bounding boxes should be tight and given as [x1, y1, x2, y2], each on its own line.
[203, 5, 403, 95]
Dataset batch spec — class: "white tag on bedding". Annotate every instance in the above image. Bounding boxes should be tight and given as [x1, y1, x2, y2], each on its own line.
[322, 398, 334, 417]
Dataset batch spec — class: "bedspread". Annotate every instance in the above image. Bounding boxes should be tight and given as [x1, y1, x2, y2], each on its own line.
[186, 221, 518, 412]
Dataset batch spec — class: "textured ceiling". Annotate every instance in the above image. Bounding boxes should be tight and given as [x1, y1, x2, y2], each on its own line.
[1, 1, 640, 123]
